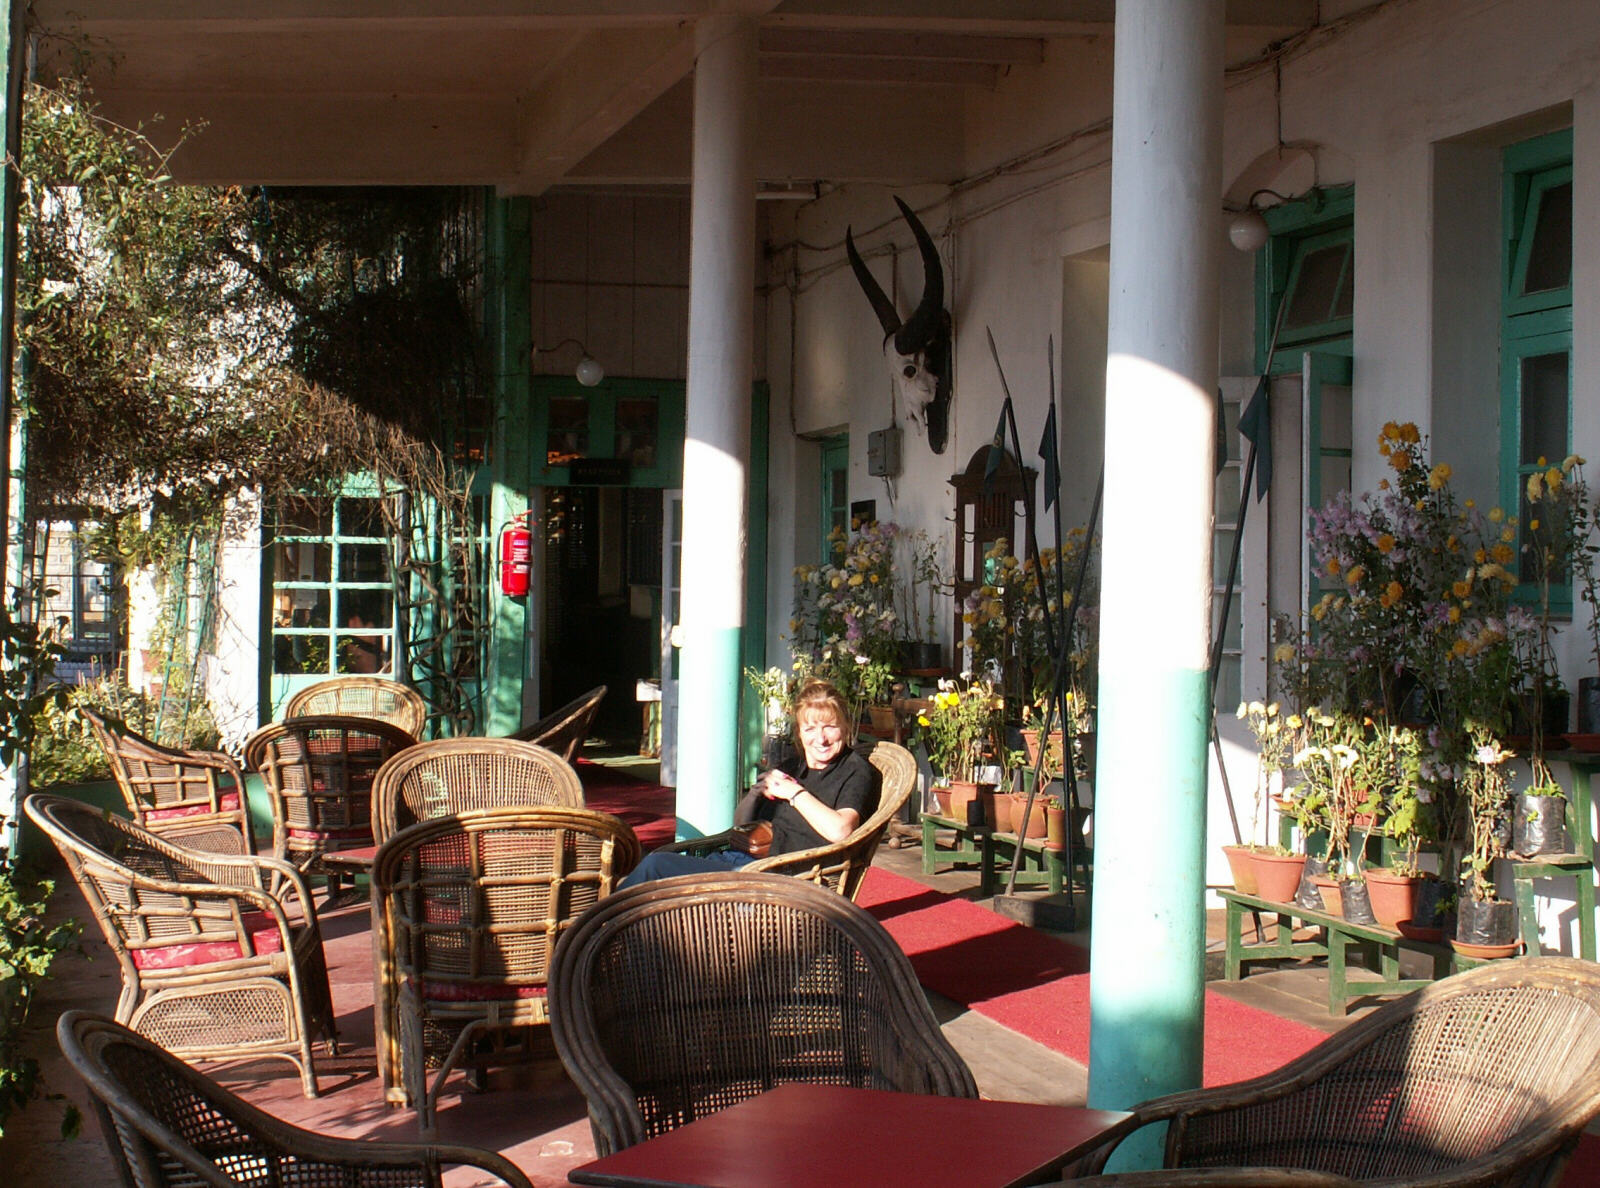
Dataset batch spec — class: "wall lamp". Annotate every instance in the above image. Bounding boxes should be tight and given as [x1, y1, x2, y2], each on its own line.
[1227, 186, 1325, 252]
[532, 337, 604, 387]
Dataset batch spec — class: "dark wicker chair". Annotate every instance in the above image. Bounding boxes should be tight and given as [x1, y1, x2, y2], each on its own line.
[244, 714, 417, 889]
[58, 1011, 533, 1188]
[508, 684, 607, 763]
[285, 674, 429, 737]
[370, 735, 585, 846]
[26, 793, 337, 1097]
[83, 708, 256, 856]
[371, 805, 641, 1133]
[548, 869, 978, 1156]
[656, 740, 917, 900]
[1072, 956, 1600, 1186]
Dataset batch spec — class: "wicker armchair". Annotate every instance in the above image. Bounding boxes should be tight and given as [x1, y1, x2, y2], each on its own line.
[372, 805, 641, 1133]
[58, 1012, 533, 1188]
[657, 740, 916, 900]
[1073, 956, 1600, 1186]
[83, 708, 255, 856]
[508, 684, 606, 763]
[370, 735, 584, 846]
[284, 674, 428, 737]
[548, 869, 977, 1156]
[25, 794, 337, 1097]
[244, 714, 417, 888]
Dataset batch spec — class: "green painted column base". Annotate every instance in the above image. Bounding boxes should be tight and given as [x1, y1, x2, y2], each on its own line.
[674, 625, 743, 840]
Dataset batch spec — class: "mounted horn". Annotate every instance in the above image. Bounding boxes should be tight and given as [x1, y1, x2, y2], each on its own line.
[889, 196, 944, 357]
[843, 195, 954, 457]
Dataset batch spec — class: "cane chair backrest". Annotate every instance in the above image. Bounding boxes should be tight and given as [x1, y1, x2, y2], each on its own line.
[26, 794, 335, 1095]
[284, 675, 428, 737]
[244, 715, 417, 870]
[746, 740, 916, 900]
[508, 684, 606, 763]
[370, 736, 584, 846]
[82, 708, 254, 855]
[57, 1012, 534, 1188]
[1074, 956, 1600, 1186]
[371, 806, 641, 1130]
[548, 870, 978, 1156]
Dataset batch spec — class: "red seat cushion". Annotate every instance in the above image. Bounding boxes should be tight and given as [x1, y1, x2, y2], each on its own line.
[145, 791, 242, 823]
[130, 910, 286, 970]
[287, 826, 373, 842]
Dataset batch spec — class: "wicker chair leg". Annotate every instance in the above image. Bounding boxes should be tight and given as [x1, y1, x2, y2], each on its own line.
[422, 1017, 491, 1137]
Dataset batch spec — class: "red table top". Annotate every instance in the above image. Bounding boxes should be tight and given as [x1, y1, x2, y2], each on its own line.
[567, 1083, 1135, 1188]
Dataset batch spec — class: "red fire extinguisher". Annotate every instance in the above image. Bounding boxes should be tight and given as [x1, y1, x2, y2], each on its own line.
[498, 513, 534, 597]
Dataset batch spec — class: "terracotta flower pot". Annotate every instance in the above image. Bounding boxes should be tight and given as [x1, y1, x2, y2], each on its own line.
[1222, 844, 1259, 895]
[1364, 868, 1422, 929]
[1250, 850, 1306, 902]
[1009, 793, 1048, 839]
[989, 790, 1013, 832]
[1044, 805, 1068, 850]
[1311, 873, 1342, 916]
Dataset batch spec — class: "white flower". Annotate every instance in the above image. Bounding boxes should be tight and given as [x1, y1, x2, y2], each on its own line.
[855, 653, 869, 666]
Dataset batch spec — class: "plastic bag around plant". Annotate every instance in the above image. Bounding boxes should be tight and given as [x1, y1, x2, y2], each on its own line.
[1294, 856, 1328, 911]
[1512, 793, 1568, 857]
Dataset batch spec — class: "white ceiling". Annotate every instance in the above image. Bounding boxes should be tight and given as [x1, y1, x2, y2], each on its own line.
[29, 1, 1317, 191]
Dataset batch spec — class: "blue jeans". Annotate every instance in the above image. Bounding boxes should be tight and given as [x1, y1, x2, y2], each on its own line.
[619, 847, 758, 889]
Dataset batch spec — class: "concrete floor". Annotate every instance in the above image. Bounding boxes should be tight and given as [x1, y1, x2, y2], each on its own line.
[0, 760, 1507, 1185]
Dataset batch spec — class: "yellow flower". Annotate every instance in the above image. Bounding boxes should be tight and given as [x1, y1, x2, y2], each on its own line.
[1390, 451, 1411, 472]
[1273, 642, 1296, 664]
[1563, 454, 1586, 473]
[830, 576, 843, 589]
[1345, 565, 1366, 585]
[1452, 638, 1470, 657]
[868, 572, 880, 584]
[917, 714, 931, 727]
[1527, 472, 1545, 501]
[1429, 463, 1452, 489]
[1378, 479, 1391, 490]
[1448, 605, 1462, 623]
[1488, 506, 1505, 523]
[1399, 423, 1420, 443]
[1492, 543, 1514, 565]
[1326, 558, 1342, 576]
[1465, 498, 1476, 508]
[1474, 547, 1488, 564]
[1500, 525, 1515, 543]
[1546, 466, 1562, 490]
[1530, 519, 1540, 532]
[1377, 533, 1396, 554]
[1452, 579, 1472, 599]
[1382, 421, 1402, 441]
[848, 573, 864, 587]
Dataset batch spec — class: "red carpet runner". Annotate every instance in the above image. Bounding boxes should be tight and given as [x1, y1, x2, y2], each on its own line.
[574, 758, 677, 852]
[859, 865, 1325, 1086]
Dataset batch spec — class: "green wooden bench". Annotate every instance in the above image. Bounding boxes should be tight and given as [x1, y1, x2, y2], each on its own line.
[1219, 888, 1455, 1016]
[921, 812, 1071, 895]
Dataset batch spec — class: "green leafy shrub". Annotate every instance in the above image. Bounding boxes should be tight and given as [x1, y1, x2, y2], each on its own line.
[0, 836, 79, 1136]
[29, 675, 221, 788]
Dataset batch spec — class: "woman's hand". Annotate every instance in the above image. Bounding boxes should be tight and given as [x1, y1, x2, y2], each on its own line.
[755, 769, 803, 802]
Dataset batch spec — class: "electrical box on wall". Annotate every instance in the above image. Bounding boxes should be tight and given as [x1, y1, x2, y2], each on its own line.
[866, 426, 901, 477]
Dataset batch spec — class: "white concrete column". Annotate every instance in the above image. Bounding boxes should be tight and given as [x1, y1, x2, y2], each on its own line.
[1087, 0, 1224, 1160]
[675, 14, 758, 837]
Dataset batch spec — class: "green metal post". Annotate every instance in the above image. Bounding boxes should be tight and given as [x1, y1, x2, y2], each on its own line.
[1088, 0, 1223, 1168]
[0, 0, 25, 849]
[485, 193, 532, 737]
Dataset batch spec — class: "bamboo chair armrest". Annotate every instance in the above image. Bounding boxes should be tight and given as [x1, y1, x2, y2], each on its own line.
[655, 830, 743, 856]
[175, 849, 314, 907]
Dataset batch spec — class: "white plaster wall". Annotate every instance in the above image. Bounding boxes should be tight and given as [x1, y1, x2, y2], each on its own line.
[206, 494, 264, 751]
[760, 0, 1600, 931]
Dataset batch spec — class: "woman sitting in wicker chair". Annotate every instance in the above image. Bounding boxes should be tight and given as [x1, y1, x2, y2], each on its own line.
[621, 678, 878, 887]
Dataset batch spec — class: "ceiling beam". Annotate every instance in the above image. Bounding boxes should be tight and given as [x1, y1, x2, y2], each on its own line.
[762, 54, 1000, 87]
[759, 28, 1045, 63]
[28, 1, 718, 34]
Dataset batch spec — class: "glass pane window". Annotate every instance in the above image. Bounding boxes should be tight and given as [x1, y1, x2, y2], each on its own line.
[1283, 242, 1352, 330]
[547, 396, 590, 466]
[271, 491, 396, 676]
[615, 396, 660, 467]
[1523, 180, 1573, 295]
[1518, 351, 1569, 466]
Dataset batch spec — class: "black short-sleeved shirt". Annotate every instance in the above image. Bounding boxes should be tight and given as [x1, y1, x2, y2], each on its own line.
[752, 748, 879, 855]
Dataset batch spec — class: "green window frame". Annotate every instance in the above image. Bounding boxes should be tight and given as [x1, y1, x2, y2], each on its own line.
[528, 376, 685, 488]
[1255, 186, 1355, 373]
[1499, 128, 1574, 607]
[1213, 392, 1244, 713]
[266, 483, 398, 704]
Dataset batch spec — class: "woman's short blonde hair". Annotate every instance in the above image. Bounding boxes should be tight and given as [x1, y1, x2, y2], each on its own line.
[791, 678, 856, 747]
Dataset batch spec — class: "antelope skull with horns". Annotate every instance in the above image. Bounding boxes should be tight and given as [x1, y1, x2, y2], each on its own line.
[845, 197, 953, 454]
